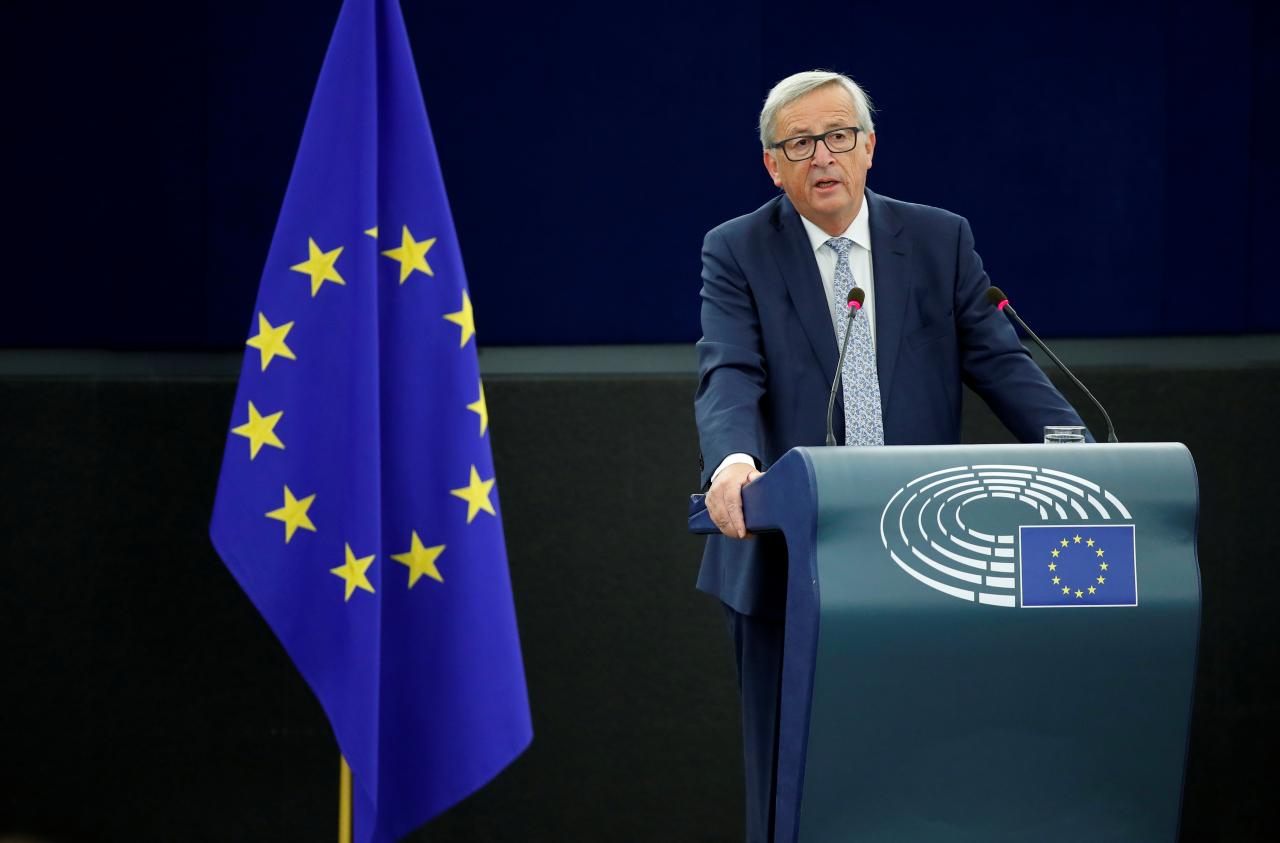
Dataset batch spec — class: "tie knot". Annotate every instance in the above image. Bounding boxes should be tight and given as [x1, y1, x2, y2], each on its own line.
[825, 237, 854, 258]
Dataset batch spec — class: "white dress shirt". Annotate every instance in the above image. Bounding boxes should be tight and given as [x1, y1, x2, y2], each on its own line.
[798, 196, 876, 349]
[711, 195, 876, 482]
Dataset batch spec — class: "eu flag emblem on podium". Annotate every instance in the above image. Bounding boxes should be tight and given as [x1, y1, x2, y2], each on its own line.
[209, 1, 532, 840]
[1019, 525, 1138, 607]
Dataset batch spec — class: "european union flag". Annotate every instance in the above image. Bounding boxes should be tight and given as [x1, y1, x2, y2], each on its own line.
[1019, 525, 1138, 607]
[209, 1, 532, 840]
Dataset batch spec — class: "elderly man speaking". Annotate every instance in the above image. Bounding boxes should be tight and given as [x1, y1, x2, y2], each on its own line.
[694, 70, 1088, 842]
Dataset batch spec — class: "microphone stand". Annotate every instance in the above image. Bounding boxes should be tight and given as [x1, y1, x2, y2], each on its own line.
[826, 295, 863, 446]
[999, 300, 1119, 444]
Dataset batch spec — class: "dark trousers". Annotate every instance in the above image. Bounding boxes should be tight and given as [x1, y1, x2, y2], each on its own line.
[722, 603, 785, 843]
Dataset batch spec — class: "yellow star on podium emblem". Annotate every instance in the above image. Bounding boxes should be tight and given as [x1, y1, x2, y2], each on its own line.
[331, 543, 376, 601]
[245, 313, 296, 371]
[444, 290, 475, 347]
[450, 465, 495, 523]
[381, 225, 436, 283]
[391, 531, 445, 587]
[231, 401, 284, 459]
[265, 485, 316, 543]
[290, 237, 346, 296]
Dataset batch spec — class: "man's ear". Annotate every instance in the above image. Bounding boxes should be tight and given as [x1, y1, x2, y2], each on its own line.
[762, 149, 782, 188]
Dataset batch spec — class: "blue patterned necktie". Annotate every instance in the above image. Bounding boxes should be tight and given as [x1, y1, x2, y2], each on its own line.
[826, 236, 884, 446]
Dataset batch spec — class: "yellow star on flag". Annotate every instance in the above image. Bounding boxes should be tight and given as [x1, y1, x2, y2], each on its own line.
[1075, 590, 1084, 598]
[1052, 576, 1061, 585]
[1088, 586, 1097, 594]
[1048, 561, 1057, 571]
[1097, 575, 1106, 584]
[245, 312, 297, 371]
[450, 465, 496, 523]
[1096, 548, 1105, 557]
[391, 531, 445, 587]
[331, 543, 376, 601]
[1073, 534, 1082, 544]
[444, 290, 475, 347]
[1100, 562, 1109, 571]
[467, 380, 488, 436]
[1060, 538, 1069, 548]
[290, 237, 346, 296]
[231, 401, 284, 459]
[265, 485, 316, 543]
[1086, 538, 1095, 547]
[1051, 548, 1060, 558]
[1061, 586, 1070, 595]
[381, 225, 437, 283]
[364, 226, 378, 238]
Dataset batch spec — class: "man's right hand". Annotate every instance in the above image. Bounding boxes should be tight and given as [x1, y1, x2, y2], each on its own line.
[706, 462, 763, 539]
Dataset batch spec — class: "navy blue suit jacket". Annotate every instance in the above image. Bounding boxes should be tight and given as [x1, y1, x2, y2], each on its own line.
[694, 189, 1087, 618]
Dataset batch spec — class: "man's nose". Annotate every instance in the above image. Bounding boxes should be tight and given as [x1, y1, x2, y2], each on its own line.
[811, 138, 836, 166]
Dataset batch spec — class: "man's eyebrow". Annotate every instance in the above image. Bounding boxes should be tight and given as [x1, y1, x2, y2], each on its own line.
[782, 116, 854, 137]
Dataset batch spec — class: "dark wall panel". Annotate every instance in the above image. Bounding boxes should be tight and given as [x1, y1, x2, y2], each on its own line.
[1, 362, 1278, 840]
[0, 376, 741, 842]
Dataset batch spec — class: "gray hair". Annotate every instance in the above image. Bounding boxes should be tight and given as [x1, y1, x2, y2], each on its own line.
[759, 71, 876, 149]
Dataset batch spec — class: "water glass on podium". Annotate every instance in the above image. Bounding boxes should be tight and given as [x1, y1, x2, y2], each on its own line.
[1044, 425, 1086, 444]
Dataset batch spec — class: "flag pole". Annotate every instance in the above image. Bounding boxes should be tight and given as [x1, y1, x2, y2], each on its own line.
[339, 755, 352, 843]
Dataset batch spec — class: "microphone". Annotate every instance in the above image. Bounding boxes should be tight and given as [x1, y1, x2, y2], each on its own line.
[826, 287, 866, 446]
[985, 286, 1119, 443]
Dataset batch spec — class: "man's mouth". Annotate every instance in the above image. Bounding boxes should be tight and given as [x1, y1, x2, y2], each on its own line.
[814, 178, 841, 190]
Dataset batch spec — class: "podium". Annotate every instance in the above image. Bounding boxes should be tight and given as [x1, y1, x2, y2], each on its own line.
[690, 444, 1199, 842]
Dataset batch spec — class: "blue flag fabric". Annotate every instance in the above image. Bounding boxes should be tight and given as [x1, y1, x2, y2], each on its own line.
[209, 1, 532, 839]
[1019, 525, 1138, 607]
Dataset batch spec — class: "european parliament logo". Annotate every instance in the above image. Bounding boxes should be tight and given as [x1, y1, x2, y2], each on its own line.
[877, 464, 1138, 608]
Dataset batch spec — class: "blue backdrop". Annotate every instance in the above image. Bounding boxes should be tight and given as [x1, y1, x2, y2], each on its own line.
[5, 0, 1276, 347]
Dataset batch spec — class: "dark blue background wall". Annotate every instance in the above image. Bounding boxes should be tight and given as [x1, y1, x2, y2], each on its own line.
[5, 1, 1276, 348]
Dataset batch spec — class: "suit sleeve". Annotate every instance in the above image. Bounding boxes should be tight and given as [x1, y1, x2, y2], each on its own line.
[952, 217, 1091, 442]
[695, 227, 766, 489]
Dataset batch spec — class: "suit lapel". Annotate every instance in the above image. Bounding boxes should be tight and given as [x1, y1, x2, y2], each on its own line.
[867, 189, 911, 415]
[771, 198, 838, 387]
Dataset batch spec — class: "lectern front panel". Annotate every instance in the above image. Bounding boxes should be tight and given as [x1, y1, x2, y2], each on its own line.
[795, 444, 1198, 843]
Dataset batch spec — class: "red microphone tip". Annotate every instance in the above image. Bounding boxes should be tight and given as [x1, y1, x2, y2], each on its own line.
[985, 286, 1009, 311]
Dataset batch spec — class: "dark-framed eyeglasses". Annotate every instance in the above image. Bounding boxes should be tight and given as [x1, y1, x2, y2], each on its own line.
[768, 126, 861, 162]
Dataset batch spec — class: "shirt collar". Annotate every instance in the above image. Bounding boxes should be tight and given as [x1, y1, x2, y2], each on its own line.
[799, 193, 872, 254]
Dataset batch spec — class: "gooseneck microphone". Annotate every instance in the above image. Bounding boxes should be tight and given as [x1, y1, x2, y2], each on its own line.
[826, 287, 866, 446]
[986, 286, 1119, 443]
